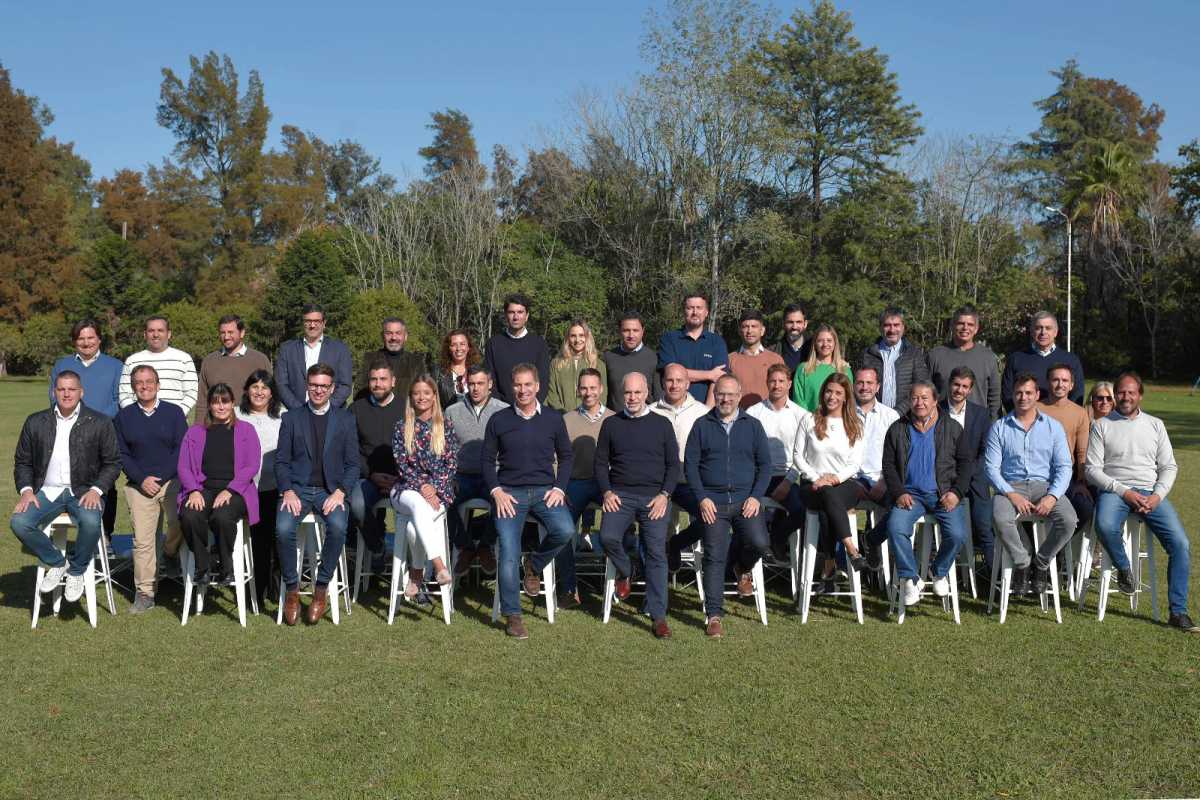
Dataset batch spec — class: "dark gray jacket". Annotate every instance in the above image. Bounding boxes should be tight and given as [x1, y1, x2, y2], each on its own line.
[881, 413, 972, 503]
[860, 339, 929, 415]
[14, 406, 122, 496]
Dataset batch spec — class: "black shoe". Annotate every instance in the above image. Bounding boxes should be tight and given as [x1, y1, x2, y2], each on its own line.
[848, 553, 869, 573]
[667, 546, 682, 574]
[1168, 613, 1200, 633]
[1030, 563, 1049, 594]
[864, 543, 882, 572]
[1010, 566, 1029, 596]
[1117, 568, 1136, 595]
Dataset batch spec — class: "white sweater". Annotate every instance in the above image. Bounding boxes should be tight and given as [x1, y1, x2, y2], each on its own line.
[120, 347, 198, 416]
[1085, 410, 1177, 498]
[235, 408, 285, 491]
[791, 415, 865, 483]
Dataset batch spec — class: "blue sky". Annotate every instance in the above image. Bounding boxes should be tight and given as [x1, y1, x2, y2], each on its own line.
[5, 0, 1198, 183]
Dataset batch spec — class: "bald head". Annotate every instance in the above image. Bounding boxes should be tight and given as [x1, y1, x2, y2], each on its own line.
[622, 371, 649, 415]
[662, 363, 689, 405]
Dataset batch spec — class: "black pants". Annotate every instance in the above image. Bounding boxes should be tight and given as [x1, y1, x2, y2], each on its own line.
[250, 489, 278, 603]
[179, 488, 247, 579]
[103, 487, 118, 538]
[798, 479, 865, 556]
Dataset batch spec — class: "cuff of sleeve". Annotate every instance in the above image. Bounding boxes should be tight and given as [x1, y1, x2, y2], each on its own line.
[19, 486, 33, 496]
[89, 486, 104, 497]
[1153, 487, 1169, 499]
[548, 487, 566, 498]
[489, 486, 504, 497]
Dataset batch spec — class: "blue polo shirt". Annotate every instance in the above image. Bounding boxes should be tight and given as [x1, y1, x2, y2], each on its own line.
[657, 327, 729, 403]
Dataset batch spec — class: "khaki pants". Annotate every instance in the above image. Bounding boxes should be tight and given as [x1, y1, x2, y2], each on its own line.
[124, 481, 182, 597]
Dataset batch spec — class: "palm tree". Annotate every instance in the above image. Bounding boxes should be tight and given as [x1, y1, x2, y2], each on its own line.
[1066, 139, 1142, 247]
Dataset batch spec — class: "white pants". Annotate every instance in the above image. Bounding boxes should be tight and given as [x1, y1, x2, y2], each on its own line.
[393, 489, 446, 567]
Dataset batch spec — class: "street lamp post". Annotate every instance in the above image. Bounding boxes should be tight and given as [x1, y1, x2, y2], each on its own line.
[1046, 206, 1073, 351]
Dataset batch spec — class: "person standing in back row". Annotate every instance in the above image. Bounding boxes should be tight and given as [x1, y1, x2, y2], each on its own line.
[859, 307, 928, 416]
[120, 315, 198, 416]
[602, 311, 661, 403]
[657, 293, 729, 404]
[927, 304, 1002, 419]
[484, 293, 550, 405]
[1000, 311, 1084, 411]
[274, 304, 354, 411]
[196, 314, 272, 422]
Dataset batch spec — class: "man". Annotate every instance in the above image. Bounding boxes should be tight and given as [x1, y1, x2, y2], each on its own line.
[483, 293, 550, 405]
[595, 372, 680, 638]
[985, 373, 1076, 596]
[940, 366, 994, 576]
[1086, 372, 1196, 632]
[51, 319, 123, 537]
[355, 317, 427, 402]
[653, 364, 711, 569]
[113, 365, 188, 614]
[195, 314, 272, 421]
[11, 371, 121, 604]
[746, 363, 810, 560]
[850, 367, 901, 562]
[275, 304, 354, 411]
[859, 307, 929, 416]
[882, 381, 972, 605]
[480, 363, 576, 639]
[684, 374, 772, 638]
[119, 315, 198, 416]
[1000, 311, 1085, 411]
[602, 312, 662, 403]
[657, 293, 729, 404]
[1038, 363, 1094, 530]
[768, 303, 813, 377]
[348, 358, 406, 562]
[446, 366, 507, 576]
[727, 309, 785, 409]
[555, 368, 615, 607]
[274, 363, 361, 626]
[927, 305, 1002, 419]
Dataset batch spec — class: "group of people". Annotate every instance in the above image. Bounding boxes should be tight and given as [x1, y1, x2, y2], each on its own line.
[10, 292, 1196, 637]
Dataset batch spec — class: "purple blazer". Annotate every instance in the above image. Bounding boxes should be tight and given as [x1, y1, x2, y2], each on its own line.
[176, 420, 262, 525]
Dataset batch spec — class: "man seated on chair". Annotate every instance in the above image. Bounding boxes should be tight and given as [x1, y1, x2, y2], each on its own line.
[653, 363, 710, 572]
[349, 358, 406, 567]
[274, 363, 361, 626]
[684, 374, 772, 638]
[11, 370, 121, 605]
[480, 362, 576, 640]
[745, 362, 810, 561]
[1085, 372, 1196, 633]
[113, 365, 189, 614]
[594, 372, 680, 638]
[445, 365, 507, 576]
[1038, 362, 1095, 532]
[984, 372, 1075, 598]
[882, 381, 972, 606]
[940, 366, 994, 579]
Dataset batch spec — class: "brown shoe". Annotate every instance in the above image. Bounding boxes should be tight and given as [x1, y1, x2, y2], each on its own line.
[705, 616, 724, 638]
[505, 614, 529, 639]
[454, 547, 476, 576]
[522, 559, 541, 597]
[614, 576, 632, 601]
[653, 618, 672, 639]
[283, 589, 301, 626]
[736, 567, 754, 597]
[558, 591, 581, 610]
[477, 547, 497, 576]
[306, 586, 328, 624]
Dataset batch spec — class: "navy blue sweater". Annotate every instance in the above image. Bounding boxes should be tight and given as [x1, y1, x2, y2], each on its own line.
[480, 406, 574, 493]
[684, 408, 772, 505]
[1000, 347, 1085, 411]
[113, 401, 189, 485]
[594, 412, 680, 496]
[483, 333, 551, 405]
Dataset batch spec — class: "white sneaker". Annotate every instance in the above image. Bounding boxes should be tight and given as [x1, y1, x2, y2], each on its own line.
[933, 575, 950, 597]
[64, 572, 86, 602]
[903, 578, 923, 606]
[39, 564, 67, 593]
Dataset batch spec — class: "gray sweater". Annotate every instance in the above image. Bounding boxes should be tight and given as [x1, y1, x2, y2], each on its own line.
[1085, 410, 1177, 499]
[927, 342, 1002, 419]
[602, 346, 662, 404]
[446, 397, 508, 475]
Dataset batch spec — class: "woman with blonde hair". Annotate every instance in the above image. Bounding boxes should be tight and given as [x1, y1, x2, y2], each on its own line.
[391, 374, 461, 595]
[547, 318, 608, 411]
[1087, 381, 1115, 422]
[791, 324, 853, 412]
[791, 372, 868, 585]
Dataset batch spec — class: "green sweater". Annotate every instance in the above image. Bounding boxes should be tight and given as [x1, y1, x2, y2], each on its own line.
[546, 356, 608, 412]
[791, 362, 853, 412]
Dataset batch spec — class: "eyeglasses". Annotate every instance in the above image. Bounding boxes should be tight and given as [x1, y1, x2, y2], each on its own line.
[1092, 396, 1114, 403]
[307, 382, 333, 391]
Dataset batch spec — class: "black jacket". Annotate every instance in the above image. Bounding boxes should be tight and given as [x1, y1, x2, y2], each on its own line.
[14, 405, 122, 496]
[881, 412, 972, 503]
[860, 339, 929, 415]
[940, 399, 990, 496]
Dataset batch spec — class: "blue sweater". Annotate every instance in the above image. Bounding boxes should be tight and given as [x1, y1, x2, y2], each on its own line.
[50, 353, 123, 418]
[684, 408, 772, 506]
[1001, 347, 1085, 411]
[594, 412, 680, 496]
[480, 406, 573, 493]
[113, 401, 189, 485]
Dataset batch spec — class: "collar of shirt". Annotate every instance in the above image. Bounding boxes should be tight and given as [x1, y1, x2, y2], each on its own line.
[223, 343, 248, 357]
[681, 325, 706, 341]
[514, 401, 542, 420]
[505, 327, 528, 339]
[304, 336, 324, 350]
[139, 399, 160, 416]
[577, 404, 607, 423]
[739, 344, 765, 356]
[856, 402, 877, 419]
[470, 399, 493, 418]
[623, 405, 651, 419]
[879, 339, 902, 354]
[369, 392, 395, 407]
[785, 336, 807, 352]
[308, 401, 331, 416]
[655, 396, 696, 415]
[949, 399, 966, 415]
[74, 352, 100, 368]
[620, 342, 644, 354]
[1035, 343, 1057, 357]
[54, 404, 81, 422]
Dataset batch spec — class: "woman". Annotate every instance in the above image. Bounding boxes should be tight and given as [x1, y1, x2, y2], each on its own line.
[392, 374, 461, 596]
[791, 372, 868, 586]
[1087, 381, 1115, 421]
[177, 383, 261, 586]
[435, 329, 481, 409]
[546, 319, 608, 411]
[236, 370, 284, 606]
[792, 324, 853, 412]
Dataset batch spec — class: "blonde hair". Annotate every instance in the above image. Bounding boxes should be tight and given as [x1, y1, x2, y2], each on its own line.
[803, 324, 849, 375]
[554, 319, 599, 369]
[403, 374, 447, 456]
[1088, 381, 1115, 421]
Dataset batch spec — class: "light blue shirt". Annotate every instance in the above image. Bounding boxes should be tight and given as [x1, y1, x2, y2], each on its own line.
[878, 341, 901, 409]
[984, 410, 1072, 498]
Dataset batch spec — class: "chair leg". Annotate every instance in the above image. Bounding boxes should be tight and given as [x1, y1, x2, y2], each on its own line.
[848, 521, 863, 625]
[96, 532, 116, 615]
[387, 546, 403, 626]
[353, 531, 367, 604]
[800, 516, 818, 623]
[1144, 525, 1159, 622]
[181, 543, 194, 626]
[439, 517, 453, 625]
[693, 541, 706, 610]
[233, 524, 247, 627]
[602, 558, 615, 624]
[84, 559, 98, 628]
[787, 531, 798, 600]
[339, 549, 353, 616]
[998, 547, 1012, 625]
[1048, 551, 1062, 624]
[244, 530, 259, 616]
[753, 557, 768, 626]
[1097, 546, 1113, 622]
[1075, 526, 1093, 610]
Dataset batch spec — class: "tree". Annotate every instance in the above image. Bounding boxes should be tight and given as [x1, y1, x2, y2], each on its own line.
[755, 0, 922, 259]
[66, 234, 162, 356]
[1173, 139, 1200, 223]
[418, 109, 483, 180]
[259, 229, 354, 352]
[341, 286, 436, 359]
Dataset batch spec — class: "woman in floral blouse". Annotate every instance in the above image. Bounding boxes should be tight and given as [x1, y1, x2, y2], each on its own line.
[392, 374, 460, 597]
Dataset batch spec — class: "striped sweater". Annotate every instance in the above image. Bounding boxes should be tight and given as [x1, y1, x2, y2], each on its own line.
[119, 347, 199, 417]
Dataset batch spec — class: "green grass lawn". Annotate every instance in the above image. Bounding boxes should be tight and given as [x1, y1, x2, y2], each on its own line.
[1, 376, 1197, 799]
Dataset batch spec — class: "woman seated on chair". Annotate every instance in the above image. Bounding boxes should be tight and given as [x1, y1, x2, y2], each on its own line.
[177, 383, 261, 586]
[391, 374, 460, 597]
[791, 371, 868, 589]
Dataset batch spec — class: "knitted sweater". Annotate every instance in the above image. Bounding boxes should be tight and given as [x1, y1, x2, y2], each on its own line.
[445, 397, 508, 475]
[483, 332, 550, 404]
[120, 347, 198, 416]
[594, 412, 680, 495]
[50, 353, 123, 418]
[196, 347, 272, 422]
[601, 346, 662, 403]
[547, 356, 609, 411]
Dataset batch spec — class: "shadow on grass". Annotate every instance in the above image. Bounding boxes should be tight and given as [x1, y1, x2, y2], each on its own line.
[1150, 406, 1200, 451]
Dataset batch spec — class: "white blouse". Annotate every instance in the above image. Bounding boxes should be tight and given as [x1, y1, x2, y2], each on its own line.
[235, 408, 285, 491]
[791, 414, 865, 483]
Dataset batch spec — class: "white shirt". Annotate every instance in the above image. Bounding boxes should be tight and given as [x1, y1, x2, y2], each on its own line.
[505, 327, 529, 339]
[223, 343, 248, 357]
[621, 342, 644, 354]
[22, 405, 101, 501]
[75, 352, 99, 368]
[746, 398, 810, 479]
[739, 343, 765, 356]
[1036, 343, 1057, 357]
[651, 395, 709, 464]
[514, 401, 542, 420]
[947, 400, 967, 429]
[236, 408, 284, 490]
[139, 399, 161, 417]
[855, 401, 900, 482]
[308, 400, 331, 416]
[303, 336, 324, 372]
[792, 415, 865, 484]
[578, 404, 607, 423]
[623, 405, 652, 419]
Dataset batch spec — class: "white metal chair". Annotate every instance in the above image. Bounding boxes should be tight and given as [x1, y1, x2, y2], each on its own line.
[275, 512, 349, 625]
[797, 510, 862, 625]
[179, 519, 258, 626]
[859, 501, 893, 605]
[1091, 517, 1158, 622]
[985, 514, 1063, 624]
[31, 513, 99, 629]
[693, 517, 769, 626]
[353, 498, 395, 603]
[455, 497, 494, 584]
[889, 515, 961, 625]
[759, 496, 800, 601]
[387, 507, 453, 625]
[491, 524, 558, 623]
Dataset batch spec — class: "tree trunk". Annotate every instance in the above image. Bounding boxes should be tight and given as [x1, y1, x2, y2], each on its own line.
[709, 225, 720, 332]
[810, 162, 822, 261]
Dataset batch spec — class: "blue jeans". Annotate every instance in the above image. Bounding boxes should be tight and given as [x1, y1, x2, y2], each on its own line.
[600, 490, 671, 620]
[699, 502, 770, 619]
[349, 479, 387, 553]
[275, 486, 350, 588]
[448, 473, 495, 549]
[886, 490, 966, 581]
[969, 479, 994, 570]
[10, 489, 104, 576]
[556, 478, 604, 594]
[1094, 490, 1191, 616]
[493, 485, 575, 617]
